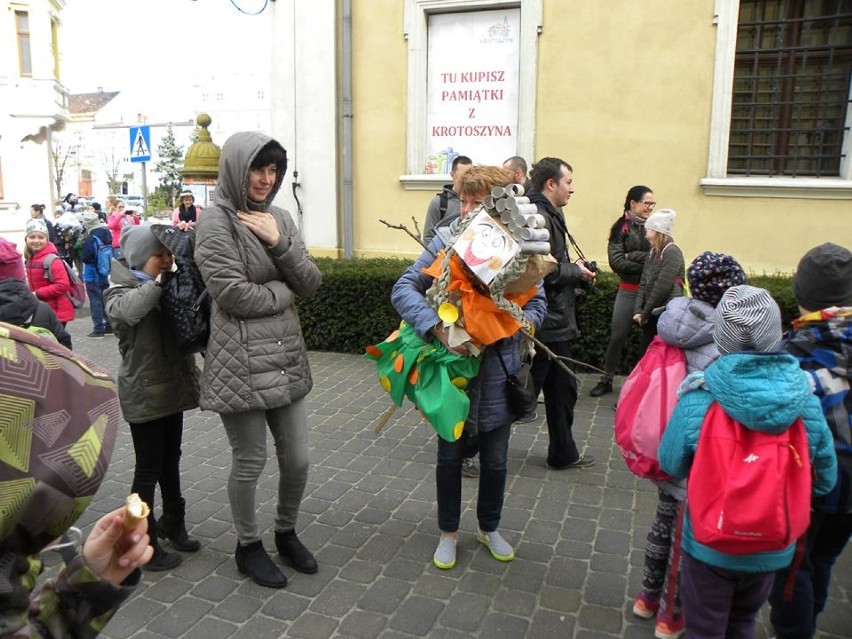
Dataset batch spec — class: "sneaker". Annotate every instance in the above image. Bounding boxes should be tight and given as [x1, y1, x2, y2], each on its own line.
[87, 331, 105, 338]
[548, 454, 596, 470]
[654, 616, 685, 639]
[589, 378, 613, 397]
[477, 530, 514, 562]
[514, 410, 538, 424]
[103, 327, 114, 335]
[461, 456, 479, 478]
[632, 591, 660, 619]
[433, 535, 457, 569]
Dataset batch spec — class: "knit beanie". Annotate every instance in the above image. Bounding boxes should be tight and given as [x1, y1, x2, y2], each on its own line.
[687, 252, 747, 307]
[80, 211, 101, 233]
[120, 225, 162, 270]
[713, 285, 782, 355]
[0, 238, 25, 280]
[644, 208, 676, 236]
[25, 218, 49, 238]
[792, 243, 852, 311]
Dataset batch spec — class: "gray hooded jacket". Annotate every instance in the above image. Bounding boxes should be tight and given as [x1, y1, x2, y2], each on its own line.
[194, 132, 321, 414]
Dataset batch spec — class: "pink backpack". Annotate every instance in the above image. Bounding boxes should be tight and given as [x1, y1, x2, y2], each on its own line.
[688, 401, 812, 554]
[614, 336, 687, 480]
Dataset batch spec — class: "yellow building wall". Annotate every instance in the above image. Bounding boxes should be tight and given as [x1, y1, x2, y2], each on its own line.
[350, 1, 852, 273]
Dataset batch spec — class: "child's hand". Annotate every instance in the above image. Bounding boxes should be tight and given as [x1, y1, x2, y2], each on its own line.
[633, 313, 644, 326]
[81, 507, 153, 584]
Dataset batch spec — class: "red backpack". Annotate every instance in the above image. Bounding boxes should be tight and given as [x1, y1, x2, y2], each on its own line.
[614, 336, 687, 480]
[687, 401, 812, 554]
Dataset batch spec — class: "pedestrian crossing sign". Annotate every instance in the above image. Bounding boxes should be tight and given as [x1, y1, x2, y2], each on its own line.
[129, 126, 151, 163]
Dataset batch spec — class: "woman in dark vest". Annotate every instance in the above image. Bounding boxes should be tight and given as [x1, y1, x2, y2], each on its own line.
[172, 191, 202, 230]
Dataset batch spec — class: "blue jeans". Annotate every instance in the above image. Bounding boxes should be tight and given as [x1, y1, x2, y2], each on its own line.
[86, 280, 110, 333]
[769, 510, 852, 638]
[436, 421, 511, 533]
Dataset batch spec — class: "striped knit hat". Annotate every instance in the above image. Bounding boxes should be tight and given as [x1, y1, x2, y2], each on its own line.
[713, 285, 781, 354]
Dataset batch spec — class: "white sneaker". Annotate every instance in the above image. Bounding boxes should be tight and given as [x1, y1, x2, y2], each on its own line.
[477, 530, 514, 562]
[433, 535, 457, 569]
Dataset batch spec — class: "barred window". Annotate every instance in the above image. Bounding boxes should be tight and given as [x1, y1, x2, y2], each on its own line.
[728, 0, 852, 177]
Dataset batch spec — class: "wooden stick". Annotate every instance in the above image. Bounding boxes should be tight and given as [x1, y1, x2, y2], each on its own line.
[373, 404, 397, 435]
[521, 330, 608, 378]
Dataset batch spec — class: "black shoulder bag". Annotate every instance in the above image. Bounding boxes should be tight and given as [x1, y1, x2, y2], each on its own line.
[496, 350, 537, 420]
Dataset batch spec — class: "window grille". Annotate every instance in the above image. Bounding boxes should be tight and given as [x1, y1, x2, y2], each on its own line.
[728, 0, 852, 177]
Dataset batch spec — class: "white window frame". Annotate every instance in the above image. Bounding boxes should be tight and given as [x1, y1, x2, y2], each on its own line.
[701, 0, 852, 199]
[400, 0, 542, 190]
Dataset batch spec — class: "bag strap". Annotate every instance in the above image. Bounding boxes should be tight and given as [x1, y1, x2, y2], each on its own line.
[496, 349, 512, 380]
[42, 254, 57, 282]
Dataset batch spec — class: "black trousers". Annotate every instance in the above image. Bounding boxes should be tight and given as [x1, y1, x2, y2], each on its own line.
[530, 339, 579, 466]
[129, 412, 185, 531]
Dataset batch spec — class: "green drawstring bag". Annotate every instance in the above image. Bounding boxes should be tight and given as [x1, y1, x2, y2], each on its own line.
[365, 321, 481, 442]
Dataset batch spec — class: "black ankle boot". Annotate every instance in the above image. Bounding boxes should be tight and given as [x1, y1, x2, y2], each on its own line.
[589, 377, 613, 397]
[144, 541, 183, 572]
[158, 498, 200, 552]
[275, 530, 318, 574]
[235, 541, 287, 588]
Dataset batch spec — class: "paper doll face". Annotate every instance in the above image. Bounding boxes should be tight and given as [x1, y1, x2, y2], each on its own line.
[464, 221, 509, 267]
[452, 210, 519, 285]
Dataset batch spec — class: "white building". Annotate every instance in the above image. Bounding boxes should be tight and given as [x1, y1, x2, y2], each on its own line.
[0, 0, 69, 213]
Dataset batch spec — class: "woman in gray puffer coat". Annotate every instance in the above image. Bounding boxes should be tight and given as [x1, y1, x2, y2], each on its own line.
[631, 251, 746, 632]
[195, 132, 322, 589]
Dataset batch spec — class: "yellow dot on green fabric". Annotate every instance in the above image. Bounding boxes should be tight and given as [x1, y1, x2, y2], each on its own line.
[394, 354, 404, 373]
[365, 345, 382, 358]
[438, 302, 459, 324]
[379, 376, 391, 392]
[453, 422, 464, 440]
[409, 367, 419, 384]
[451, 377, 467, 389]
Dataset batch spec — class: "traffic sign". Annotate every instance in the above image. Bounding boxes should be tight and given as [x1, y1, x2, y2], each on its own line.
[129, 126, 151, 163]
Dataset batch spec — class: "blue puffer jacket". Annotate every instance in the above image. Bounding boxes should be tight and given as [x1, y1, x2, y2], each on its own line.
[391, 223, 547, 433]
[659, 351, 837, 573]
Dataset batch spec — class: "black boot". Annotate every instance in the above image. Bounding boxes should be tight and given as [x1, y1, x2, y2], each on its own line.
[158, 498, 200, 552]
[275, 530, 318, 574]
[235, 541, 287, 588]
[589, 377, 613, 397]
[144, 526, 182, 572]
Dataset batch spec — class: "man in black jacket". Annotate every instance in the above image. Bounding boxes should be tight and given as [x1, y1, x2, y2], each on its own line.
[527, 157, 596, 469]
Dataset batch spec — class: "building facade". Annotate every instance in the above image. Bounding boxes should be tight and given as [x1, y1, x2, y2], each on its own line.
[0, 0, 69, 211]
[338, 0, 852, 272]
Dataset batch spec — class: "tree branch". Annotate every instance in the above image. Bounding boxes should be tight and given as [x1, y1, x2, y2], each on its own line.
[379, 219, 435, 258]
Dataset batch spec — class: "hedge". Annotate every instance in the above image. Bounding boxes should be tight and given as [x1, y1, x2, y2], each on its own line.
[297, 258, 799, 375]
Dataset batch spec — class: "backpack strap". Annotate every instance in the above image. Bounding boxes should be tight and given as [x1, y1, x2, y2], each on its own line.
[42, 253, 58, 282]
[439, 190, 449, 220]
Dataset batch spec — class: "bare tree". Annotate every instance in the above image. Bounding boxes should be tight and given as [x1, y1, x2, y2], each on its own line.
[101, 148, 124, 194]
[49, 139, 74, 199]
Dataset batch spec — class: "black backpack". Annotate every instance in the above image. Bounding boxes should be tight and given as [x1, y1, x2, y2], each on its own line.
[150, 226, 210, 354]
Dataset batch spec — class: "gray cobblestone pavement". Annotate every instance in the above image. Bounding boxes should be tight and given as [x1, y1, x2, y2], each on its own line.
[59, 316, 850, 639]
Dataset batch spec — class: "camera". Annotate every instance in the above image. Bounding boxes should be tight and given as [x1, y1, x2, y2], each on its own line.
[584, 260, 601, 275]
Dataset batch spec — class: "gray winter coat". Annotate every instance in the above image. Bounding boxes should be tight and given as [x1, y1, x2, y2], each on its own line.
[194, 132, 321, 414]
[635, 241, 684, 321]
[104, 261, 200, 424]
